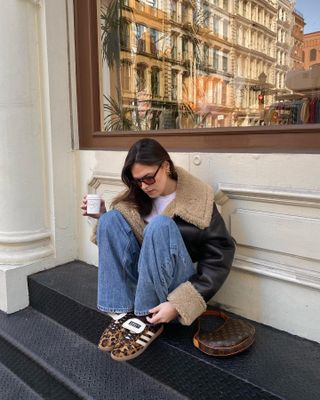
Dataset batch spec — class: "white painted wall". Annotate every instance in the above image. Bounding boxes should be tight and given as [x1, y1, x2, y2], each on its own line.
[77, 151, 320, 342]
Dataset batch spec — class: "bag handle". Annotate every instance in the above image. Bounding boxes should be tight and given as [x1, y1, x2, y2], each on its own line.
[199, 309, 229, 321]
[193, 309, 229, 350]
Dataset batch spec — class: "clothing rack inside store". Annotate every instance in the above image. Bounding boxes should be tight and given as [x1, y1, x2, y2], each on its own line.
[267, 88, 320, 125]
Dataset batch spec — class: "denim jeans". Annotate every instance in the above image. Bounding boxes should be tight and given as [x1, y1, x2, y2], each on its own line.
[97, 210, 195, 316]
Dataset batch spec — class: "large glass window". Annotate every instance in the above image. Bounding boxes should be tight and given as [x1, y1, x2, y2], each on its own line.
[75, 0, 320, 150]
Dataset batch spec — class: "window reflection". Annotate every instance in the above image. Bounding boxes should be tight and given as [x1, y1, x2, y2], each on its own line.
[100, 0, 320, 131]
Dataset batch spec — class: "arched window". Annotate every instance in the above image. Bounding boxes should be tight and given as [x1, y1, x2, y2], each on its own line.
[310, 48, 317, 61]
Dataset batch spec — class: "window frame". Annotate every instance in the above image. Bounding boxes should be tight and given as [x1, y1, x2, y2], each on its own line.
[74, 0, 320, 153]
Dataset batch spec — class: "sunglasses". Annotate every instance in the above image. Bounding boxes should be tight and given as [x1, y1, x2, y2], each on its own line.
[133, 163, 162, 187]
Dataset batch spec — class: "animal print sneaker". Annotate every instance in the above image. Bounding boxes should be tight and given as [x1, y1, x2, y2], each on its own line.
[111, 317, 163, 362]
[98, 313, 134, 352]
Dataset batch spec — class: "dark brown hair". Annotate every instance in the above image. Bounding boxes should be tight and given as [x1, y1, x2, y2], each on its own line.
[111, 138, 177, 217]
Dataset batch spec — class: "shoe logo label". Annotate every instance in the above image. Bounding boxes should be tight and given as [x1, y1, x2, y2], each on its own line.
[122, 318, 146, 334]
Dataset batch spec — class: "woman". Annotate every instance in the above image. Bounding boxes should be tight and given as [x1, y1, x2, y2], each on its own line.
[82, 138, 235, 362]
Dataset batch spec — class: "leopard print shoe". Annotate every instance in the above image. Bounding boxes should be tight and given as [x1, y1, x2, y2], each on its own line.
[98, 313, 134, 352]
[110, 317, 164, 362]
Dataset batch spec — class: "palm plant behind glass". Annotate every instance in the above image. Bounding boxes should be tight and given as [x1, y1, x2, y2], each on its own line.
[101, 0, 135, 131]
[100, 0, 205, 131]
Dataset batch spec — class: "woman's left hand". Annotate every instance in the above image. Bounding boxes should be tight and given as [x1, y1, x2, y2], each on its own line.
[147, 302, 179, 324]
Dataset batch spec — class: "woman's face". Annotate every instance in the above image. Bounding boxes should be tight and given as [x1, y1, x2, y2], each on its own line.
[131, 162, 175, 197]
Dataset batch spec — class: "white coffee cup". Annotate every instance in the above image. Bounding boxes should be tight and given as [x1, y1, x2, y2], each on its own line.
[86, 194, 101, 215]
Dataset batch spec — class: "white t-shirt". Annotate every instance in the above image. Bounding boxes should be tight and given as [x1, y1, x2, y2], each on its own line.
[144, 191, 176, 223]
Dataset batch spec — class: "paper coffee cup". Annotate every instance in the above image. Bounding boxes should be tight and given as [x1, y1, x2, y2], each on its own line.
[86, 194, 101, 215]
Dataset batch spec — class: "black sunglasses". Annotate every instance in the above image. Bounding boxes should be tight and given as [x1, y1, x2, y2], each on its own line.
[133, 163, 162, 187]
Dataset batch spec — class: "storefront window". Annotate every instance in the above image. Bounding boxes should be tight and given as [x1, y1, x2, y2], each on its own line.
[98, 0, 320, 132]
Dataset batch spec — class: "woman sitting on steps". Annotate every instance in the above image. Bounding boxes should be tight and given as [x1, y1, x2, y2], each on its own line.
[81, 138, 235, 362]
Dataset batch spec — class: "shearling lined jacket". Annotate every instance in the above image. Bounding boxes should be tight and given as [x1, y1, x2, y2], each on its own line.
[92, 167, 236, 325]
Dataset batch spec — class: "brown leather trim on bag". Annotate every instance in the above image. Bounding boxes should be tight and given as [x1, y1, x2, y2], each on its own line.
[193, 310, 256, 357]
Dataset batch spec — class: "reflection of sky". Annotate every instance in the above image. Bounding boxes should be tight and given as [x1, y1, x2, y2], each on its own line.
[294, 0, 320, 34]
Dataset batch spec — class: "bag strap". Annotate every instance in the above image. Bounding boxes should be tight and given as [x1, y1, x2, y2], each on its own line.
[200, 309, 229, 321]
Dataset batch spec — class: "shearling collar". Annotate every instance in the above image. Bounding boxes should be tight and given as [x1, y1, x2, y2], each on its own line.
[114, 166, 214, 242]
[162, 167, 214, 228]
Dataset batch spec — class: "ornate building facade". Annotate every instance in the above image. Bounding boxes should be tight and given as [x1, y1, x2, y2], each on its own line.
[232, 0, 277, 125]
[303, 31, 320, 71]
[291, 9, 304, 71]
[274, 0, 294, 96]
[102, 0, 304, 129]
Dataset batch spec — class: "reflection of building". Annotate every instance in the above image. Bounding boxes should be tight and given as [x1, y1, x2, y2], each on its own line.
[118, 0, 235, 129]
[274, 0, 294, 95]
[119, 1, 173, 129]
[303, 31, 320, 70]
[291, 9, 305, 70]
[182, 0, 234, 127]
[233, 0, 277, 126]
[106, 0, 307, 128]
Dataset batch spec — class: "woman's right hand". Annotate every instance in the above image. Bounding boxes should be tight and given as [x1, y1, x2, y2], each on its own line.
[80, 194, 106, 219]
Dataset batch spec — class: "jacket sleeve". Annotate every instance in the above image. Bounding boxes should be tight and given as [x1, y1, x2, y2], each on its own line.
[168, 204, 236, 325]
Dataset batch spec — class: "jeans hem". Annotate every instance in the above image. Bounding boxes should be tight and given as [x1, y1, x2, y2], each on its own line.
[134, 310, 151, 316]
[97, 305, 133, 313]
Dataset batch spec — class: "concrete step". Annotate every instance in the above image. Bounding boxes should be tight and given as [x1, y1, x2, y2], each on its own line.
[0, 307, 185, 400]
[27, 260, 320, 400]
[0, 313, 88, 400]
[0, 361, 42, 400]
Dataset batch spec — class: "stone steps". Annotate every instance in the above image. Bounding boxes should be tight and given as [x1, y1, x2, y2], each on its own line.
[0, 260, 319, 399]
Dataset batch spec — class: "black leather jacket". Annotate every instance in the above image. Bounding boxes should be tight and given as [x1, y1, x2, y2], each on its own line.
[174, 204, 236, 302]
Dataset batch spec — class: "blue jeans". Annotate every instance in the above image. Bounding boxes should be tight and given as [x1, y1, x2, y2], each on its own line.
[97, 210, 195, 316]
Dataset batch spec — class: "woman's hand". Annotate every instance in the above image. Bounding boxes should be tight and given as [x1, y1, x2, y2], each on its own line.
[80, 194, 106, 219]
[146, 301, 179, 324]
